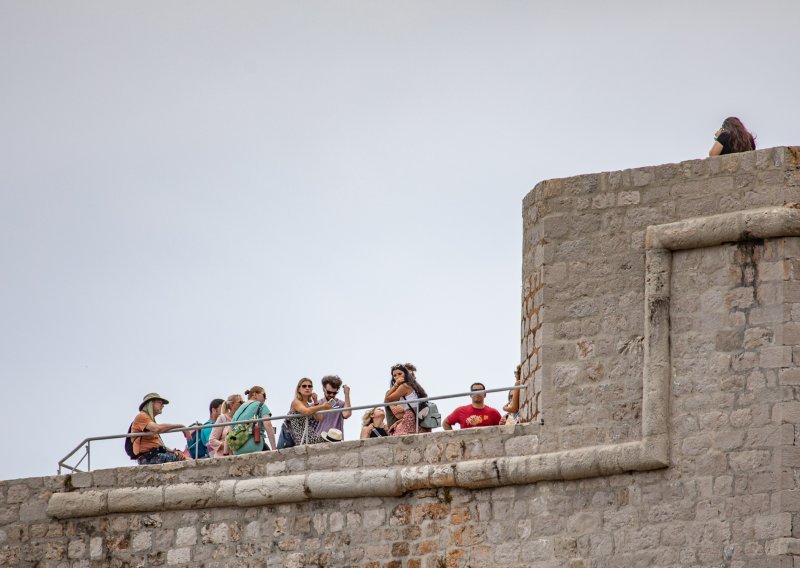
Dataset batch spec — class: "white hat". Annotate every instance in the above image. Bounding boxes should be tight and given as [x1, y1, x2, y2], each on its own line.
[321, 428, 343, 442]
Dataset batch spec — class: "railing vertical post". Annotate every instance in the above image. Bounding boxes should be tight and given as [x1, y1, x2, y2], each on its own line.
[194, 424, 199, 461]
[86, 442, 91, 472]
[415, 405, 419, 434]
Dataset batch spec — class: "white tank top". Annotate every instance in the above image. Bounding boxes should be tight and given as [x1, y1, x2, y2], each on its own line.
[401, 390, 419, 410]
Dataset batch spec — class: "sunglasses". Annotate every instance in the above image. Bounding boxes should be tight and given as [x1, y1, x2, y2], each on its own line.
[300, 385, 313, 389]
[325, 389, 339, 395]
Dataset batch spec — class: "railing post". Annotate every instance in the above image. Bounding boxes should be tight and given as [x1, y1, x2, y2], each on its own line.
[86, 442, 91, 472]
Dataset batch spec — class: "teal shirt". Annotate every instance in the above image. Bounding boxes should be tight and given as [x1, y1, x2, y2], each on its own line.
[230, 400, 271, 455]
[199, 419, 214, 447]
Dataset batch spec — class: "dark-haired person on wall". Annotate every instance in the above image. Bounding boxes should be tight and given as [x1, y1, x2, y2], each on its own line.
[709, 117, 756, 156]
[185, 398, 224, 458]
[131, 392, 191, 464]
[313, 375, 352, 440]
[385, 363, 431, 436]
[443, 382, 502, 430]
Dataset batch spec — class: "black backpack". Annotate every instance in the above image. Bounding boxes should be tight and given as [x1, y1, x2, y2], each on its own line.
[124, 422, 138, 460]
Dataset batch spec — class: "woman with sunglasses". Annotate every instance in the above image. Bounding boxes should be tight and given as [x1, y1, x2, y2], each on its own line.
[284, 378, 332, 445]
[384, 363, 431, 436]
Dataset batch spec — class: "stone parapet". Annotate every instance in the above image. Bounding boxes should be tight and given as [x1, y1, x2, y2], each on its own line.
[3, 147, 800, 567]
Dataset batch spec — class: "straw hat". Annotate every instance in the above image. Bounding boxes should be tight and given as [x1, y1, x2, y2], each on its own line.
[320, 428, 343, 442]
[139, 392, 170, 411]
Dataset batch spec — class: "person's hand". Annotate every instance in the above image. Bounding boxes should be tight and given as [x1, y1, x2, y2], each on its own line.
[343, 384, 350, 396]
[499, 416, 508, 425]
[311, 392, 319, 403]
[514, 364, 522, 383]
[394, 376, 406, 386]
[714, 127, 723, 138]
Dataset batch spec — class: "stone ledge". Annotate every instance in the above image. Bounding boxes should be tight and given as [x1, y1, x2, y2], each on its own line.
[47, 440, 663, 518]
[47, 204, 800, 519]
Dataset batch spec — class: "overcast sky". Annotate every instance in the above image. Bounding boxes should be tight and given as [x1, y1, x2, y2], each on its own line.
[1, 1, 798, 481]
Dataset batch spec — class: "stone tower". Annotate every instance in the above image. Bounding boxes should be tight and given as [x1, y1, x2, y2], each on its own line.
[2, 147, 800, 567]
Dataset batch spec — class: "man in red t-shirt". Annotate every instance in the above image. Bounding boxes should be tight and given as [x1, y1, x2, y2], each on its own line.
[443, 382, 502, 430]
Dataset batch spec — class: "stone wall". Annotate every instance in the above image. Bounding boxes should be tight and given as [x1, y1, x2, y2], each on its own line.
[3, 147, 800, 567]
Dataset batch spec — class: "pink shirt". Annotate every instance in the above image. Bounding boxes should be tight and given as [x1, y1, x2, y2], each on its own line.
[207, 413, 232, 457]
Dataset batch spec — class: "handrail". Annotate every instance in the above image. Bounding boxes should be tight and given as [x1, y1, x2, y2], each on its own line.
[57, 385, 527, 474]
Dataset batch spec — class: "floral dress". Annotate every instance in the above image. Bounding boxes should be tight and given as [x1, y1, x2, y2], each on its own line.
[389, 391, 431, 436]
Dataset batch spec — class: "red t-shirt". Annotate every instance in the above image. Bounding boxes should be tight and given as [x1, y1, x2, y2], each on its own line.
[446, 405, 502, 429]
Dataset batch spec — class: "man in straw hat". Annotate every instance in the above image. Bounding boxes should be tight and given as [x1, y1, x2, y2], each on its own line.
[131, 392, 190, 465]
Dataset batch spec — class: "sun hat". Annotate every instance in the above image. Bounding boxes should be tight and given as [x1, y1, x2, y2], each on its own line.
[140, 392, 170, 411]
[320, 428, 343, 442]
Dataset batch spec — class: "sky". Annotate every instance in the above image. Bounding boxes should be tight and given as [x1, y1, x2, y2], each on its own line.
[1, 1, 798, 481]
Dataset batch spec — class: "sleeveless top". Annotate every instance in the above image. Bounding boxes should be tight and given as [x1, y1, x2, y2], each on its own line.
[369, 427, 389, 438]
[400, 389, 420, 410]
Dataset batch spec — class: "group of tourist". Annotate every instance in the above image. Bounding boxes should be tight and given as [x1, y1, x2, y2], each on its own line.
[128, 363, 524, 466]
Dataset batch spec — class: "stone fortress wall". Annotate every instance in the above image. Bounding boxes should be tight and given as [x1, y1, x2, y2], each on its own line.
[3, 147, 800, 567]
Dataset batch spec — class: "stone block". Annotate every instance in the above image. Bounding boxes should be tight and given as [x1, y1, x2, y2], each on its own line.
[131, 530, 152, 552]
[70, 473, 93, 489]
[779, 368, 800, 385]
[761, 346, 794, 368]
[89, 537, 103, 559]
[744, 327, 775, 348]
[67, 539, 86, 559]
[18, 498, 48, 523]
[773, 402, 800, 423]
[765, 538, 800, 556]
[6, 485, 30, 504]
[175, 527, 196, 547]
[754, 513, 792, 539]
[503, 435, 539, 457]
[784, 322, 800, 345]
[167, 547, 191, 565]
[108, 487, 163, 513]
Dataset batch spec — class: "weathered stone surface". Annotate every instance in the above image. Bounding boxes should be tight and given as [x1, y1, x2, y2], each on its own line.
[8, 148, 800, 566]
[47, 491, 106, 519]
[107, 487, 163, 513]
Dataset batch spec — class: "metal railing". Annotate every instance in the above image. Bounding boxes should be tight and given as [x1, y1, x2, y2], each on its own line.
[57, 385, 526, 474]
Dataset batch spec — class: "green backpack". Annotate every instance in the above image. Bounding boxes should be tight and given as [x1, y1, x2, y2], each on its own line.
[226, 423, 252, 452]
[225, 402, 263, 452]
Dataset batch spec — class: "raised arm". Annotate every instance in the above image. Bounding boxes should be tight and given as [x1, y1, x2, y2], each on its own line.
[503, 365, 522, 414]
[384, 381, 413, 402]
[341, 384, 352, 419]
[709, 128, 724, 157]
